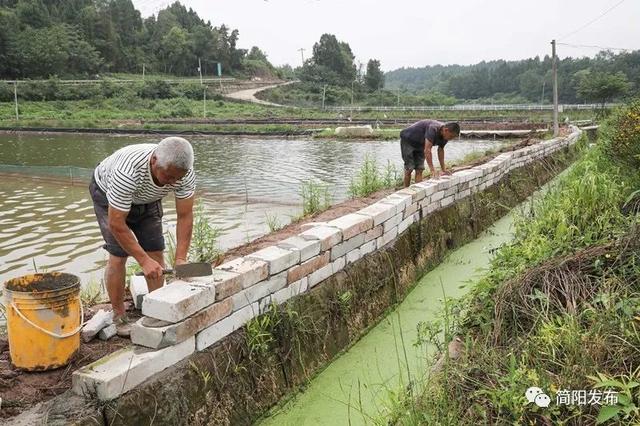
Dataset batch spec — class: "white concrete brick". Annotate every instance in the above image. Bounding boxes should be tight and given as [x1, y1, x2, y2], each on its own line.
[142, 281, 216, 323]
[187, 269, 240, 301]
[332, 256, 346, 273]
[215, 257, 269, 290]
[455, 189, 471, 201]
[404, 202, 419, 219]
[308, 263, 333, 288]
[331, 233, 365, 260]
[98, 324, 117, 341]
[129, 276, 148, 310]
[431, 190, 445, 202]
[345, 248, 362, 265]
[364, 224, 383, 242]
[422, 201, 440, 216]
[231, 272, 287, 311]
[327, 213, 373, 240]
[277, 236, 321, 262]
[196, 303, 258, 351]
[299, 225, 343, 251]
[360, 240, 377, 256]
[358, 202, 397, 226]
[383, 213, 403, 233]
[246, 245, 300, 275]
[440, 195, 455, 208]
[413, 180, 439, 196]
[376, 226, 398, 248]
[379, 193, 412, 215]
[398, 185, 426, 202]
[131, 298, 233, 349]
[289, 277, 309, 296]
[72, 337, 195, 401]
[398, 214, 415, 234]
[81, 309, 113, 343]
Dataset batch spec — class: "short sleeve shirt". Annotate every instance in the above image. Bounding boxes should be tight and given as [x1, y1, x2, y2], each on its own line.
[93, 144, 196, 212]
[400, 120, 447, 149]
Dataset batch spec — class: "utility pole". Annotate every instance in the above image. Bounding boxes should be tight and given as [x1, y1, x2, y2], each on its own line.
[14, 81, 19, 121]
[551, 39, 559, 136]
[322, 84, 327, 110]
[298, 48, 305, 65]
[198, 58, 203, 85]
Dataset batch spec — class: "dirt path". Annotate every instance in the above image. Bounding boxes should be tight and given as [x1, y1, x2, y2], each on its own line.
[224, 81, 297, 106]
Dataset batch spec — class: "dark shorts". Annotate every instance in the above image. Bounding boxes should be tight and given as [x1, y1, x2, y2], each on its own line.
[400, 137, 425, 171]
[89, 176, 165, 258]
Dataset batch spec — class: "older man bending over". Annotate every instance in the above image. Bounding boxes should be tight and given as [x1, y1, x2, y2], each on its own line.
[89, 137, 196, 336]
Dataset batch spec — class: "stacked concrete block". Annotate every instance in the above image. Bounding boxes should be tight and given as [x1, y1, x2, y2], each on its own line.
[72, 130, 582, 402]
[72, 337, 195, 401]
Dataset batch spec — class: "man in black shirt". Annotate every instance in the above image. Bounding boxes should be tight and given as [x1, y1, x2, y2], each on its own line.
[400, 120, 460, 187]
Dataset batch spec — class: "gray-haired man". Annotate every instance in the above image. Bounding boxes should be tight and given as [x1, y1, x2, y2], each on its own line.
[89, 137, 196, 336]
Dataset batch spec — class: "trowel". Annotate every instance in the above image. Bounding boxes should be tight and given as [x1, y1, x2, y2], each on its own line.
[134, 262, 212, 278]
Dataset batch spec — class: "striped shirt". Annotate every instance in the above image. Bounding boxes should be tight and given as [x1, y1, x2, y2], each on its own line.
[94, 144, 196, 212]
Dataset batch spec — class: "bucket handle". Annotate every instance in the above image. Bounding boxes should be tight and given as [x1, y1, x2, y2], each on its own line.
[10, 300, 84, 339]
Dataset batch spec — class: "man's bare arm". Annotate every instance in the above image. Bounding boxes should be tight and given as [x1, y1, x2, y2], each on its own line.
[424, 139, 439, 177]
[174, 196, 194, 265]
[438, 146, 446, 173]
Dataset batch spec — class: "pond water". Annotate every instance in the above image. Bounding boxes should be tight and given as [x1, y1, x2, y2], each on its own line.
[0, 133, 503, 285]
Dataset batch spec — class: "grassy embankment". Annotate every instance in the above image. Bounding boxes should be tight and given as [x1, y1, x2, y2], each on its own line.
[381, 101, 640, 425]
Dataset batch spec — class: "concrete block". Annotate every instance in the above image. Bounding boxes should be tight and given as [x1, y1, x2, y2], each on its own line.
[379, 193, 412, 215]
[414, 181, 439, 196]
[129, 276, 148, 310]
[398, 185, 426, 203]
[358, 202, 396, 226]
[231, 272, 287, 311]
[364, 225, 383, 242]
[98, 324, 117, 341]
[287, 251, 330, 284]
[246, 246, 300, 275]
[196, 303, 258, 351]
[308, 263, 333, 288]
[404, 202, 419, 219]
[330, 233, 365, 261]
[455, 189, 471, 201]
[81, 309, 113, 343]
[142, 281, 216, 323]
[300, 225, 343, 251]
[422, 201, 440, 216]
[398, 214, 415, 234]
[327, 213, 373, 240]
[131, 298, 233, 349]
[290, 277, 309, 295]
[431, 190, 445, 202]
[360, 240, 377, 256]
[345, 248, 361, 265]
[72, 337, 195, 401]
[383, 213, 403, 233]
[277, 236, 321, 262]
[215, 257, 269, 290]
[376, 226, 398, 248]
[332, 256, 346, 273]
[186, 269, 240, 301]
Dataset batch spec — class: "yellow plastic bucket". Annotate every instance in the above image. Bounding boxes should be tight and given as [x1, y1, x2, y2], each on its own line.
[4, 272, 83, 371]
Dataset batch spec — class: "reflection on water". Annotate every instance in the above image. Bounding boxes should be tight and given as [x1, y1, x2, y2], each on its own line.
[0, 133, 504, 285]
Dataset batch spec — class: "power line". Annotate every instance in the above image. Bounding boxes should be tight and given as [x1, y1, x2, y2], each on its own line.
[557, 42, 632, 52]
[558, 0, 627, 41]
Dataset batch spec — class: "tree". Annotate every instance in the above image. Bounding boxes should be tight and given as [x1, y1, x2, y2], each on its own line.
[365, 59, 384, 92]
[309, 33, 356, 85]
[576, 70, 631, 107]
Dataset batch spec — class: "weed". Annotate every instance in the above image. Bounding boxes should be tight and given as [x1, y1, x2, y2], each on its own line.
[300, 179, 331, 216]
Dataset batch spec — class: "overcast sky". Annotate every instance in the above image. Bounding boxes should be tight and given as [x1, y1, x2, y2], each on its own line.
[134, 0, 639, 71]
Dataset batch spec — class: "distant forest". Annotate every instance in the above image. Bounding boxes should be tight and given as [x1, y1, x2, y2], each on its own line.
[0, 0, 276, 79]
[385, 51, 640, 103]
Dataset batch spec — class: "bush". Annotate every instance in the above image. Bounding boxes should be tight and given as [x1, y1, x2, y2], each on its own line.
[168, 98, 193, 118]
[606, 99, 640, 168]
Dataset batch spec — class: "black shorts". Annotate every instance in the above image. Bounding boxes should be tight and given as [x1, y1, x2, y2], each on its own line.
[400, 137, 425, 171]
[89, 176, 165, 258]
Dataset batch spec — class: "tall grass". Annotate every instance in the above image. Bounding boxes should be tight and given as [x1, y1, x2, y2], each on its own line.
[300, 179, 331, 216]
[348, 154, 399, 198]
[188, 201, 222, 264]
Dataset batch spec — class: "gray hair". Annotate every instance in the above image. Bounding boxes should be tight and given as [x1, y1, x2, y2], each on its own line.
[155, 137, 194, 170]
